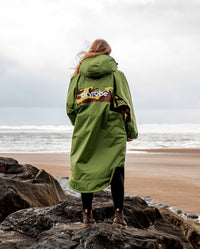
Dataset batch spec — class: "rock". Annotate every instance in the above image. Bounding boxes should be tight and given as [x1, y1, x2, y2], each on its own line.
[175, 209, 183, 215]
[187, 213, 199, 219]
[0, 157, 19, 173]
[159, 207, 200, 249]
[163, 204, 170, 208]
[149, 202, 156, 207]
[0, 157, 67, 222]
[0, 157, 199, 248]
[0, 191, 198, 249]
[143, 195, 152, 202]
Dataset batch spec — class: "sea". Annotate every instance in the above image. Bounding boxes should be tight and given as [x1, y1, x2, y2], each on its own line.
[0, 123, 200, 153]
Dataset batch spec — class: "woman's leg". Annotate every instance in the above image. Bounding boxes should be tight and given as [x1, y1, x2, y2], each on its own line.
[81, 193, 93, 212]
[81, 193, 96, 226]
[111, 167, 127, 228]
[111, 167, 124, 210]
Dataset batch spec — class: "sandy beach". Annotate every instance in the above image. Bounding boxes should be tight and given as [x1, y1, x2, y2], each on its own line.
[1, 149, 200, 214]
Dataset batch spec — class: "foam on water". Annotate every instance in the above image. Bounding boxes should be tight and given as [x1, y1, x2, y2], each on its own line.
[0, 125, 73, 132]
[0, 124, 200, 153]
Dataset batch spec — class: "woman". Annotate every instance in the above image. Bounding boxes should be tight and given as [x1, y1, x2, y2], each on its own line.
[66, 39, 138, 228]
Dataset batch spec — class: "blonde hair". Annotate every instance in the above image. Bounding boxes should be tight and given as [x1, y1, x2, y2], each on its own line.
[72, 39, 111, 77]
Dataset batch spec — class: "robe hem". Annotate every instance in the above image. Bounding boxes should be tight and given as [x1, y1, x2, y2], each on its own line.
[68, 182, 111, 194]
[68, 166, 124, 194]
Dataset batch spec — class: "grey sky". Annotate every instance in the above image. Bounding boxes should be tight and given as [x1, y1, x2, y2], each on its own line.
[0, 0, 200, 124]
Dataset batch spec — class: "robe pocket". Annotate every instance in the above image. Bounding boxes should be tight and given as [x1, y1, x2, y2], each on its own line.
[103, 111, 126, 139]
[108, 110, 125, 128]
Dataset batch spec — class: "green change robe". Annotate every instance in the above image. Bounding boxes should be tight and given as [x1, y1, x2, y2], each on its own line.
[66, 55, 138, 193]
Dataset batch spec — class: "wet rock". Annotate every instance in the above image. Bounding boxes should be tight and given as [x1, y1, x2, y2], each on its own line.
[175, 209, 183, 215]
[0, 192, 193, 249]
[0, 157, 67, 222]
[159, 207, 200, 249]
[0, 157, 199, 249]
[143, 195, 152, 202]
[149, 202, 156, 207]
[163, 204, 170, 208]
[187, 213, 199, 219]
[0, 157, 19, 174]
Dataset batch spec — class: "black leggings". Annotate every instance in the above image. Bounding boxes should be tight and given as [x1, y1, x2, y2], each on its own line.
[81, 167, 124, 211]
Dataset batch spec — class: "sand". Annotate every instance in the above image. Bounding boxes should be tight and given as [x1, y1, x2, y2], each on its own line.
[1, 149, 200, 214]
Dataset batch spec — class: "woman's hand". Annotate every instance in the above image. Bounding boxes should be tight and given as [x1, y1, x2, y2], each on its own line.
[127, 138, 132, 142]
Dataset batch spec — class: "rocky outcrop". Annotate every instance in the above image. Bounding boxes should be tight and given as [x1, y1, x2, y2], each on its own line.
[159, 208, 200, 249]
[0, 157, 200, 249]
[0, 191, 198, 249]
[0, 157, 67, 222]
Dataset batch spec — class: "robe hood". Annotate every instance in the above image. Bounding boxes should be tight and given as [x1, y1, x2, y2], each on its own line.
[79, 54, 117, 78]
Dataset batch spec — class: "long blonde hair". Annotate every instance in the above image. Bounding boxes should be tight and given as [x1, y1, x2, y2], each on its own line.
[72, 39, 111, 77]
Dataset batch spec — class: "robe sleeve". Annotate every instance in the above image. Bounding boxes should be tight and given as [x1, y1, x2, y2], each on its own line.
[66, 74, 79, 126]
[113, 70, 138, 139]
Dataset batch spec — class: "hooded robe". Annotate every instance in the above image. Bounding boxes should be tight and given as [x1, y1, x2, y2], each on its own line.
[66, 54, 138, 193]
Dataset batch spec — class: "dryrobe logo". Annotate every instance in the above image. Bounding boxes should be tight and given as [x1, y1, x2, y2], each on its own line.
[76, 87, 113, 105]
[80, 90, 109, 98]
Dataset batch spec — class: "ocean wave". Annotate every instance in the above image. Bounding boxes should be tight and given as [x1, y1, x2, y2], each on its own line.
[138, 123, 200, 133]
[0, 123, 200, 153]
[1, 123, 200, 133]
[0, 125, 73, 132]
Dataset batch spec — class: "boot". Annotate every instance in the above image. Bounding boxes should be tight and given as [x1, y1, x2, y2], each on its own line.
[82, 209, 96, 227]
[112, 208, 127, 229]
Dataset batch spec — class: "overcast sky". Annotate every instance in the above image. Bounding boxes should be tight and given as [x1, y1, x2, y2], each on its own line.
[0, 0, 200, 124]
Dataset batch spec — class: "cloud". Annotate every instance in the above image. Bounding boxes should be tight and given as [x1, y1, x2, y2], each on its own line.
[0, 56, 16, 75]
[0, 0, 199, 121]
[0, 62, 67, 108]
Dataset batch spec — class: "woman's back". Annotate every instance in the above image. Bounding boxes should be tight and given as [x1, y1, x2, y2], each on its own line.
[66, 39, 138, 228]
[66, 42, 137, 193]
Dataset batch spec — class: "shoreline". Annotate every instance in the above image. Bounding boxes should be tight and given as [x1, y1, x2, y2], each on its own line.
[131, 148, 200, 156]
[1, 148, 200, 155]
[1, 149, 200, 214]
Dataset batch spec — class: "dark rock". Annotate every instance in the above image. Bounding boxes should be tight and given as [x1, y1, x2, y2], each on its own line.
[0, 157, 19, 173]
[175, 209, 183, 215]
[0, 192, 191, 249]
[187, 213, 199, 219]
[163, 204, 170, 208]
[0, 157, 67, 223]
[159, 207, 200, 249]
[0, 157, 199, 249]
